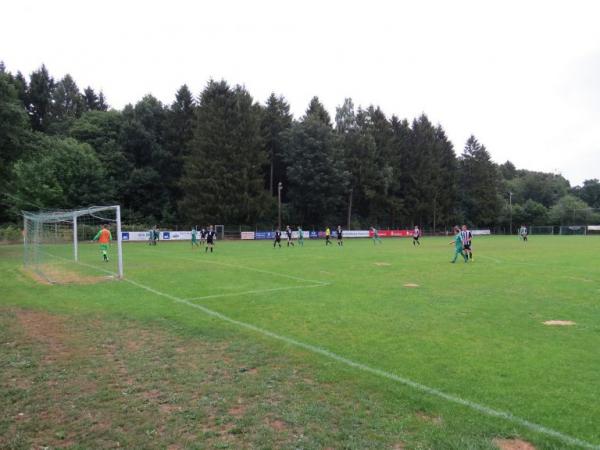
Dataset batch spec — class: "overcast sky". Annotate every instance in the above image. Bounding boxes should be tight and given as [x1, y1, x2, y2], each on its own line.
[2, 0, 599, 185]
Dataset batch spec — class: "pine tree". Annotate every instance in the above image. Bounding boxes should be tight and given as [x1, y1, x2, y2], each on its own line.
[83, 86, 99, 111]
[165, 85, 195, 220]
[282, 98, 349, 226]
[261, 93, 292, 196]
[27, 65, 55, 131]
[458, 135, 501, 226]
[179, 80, 269, 225]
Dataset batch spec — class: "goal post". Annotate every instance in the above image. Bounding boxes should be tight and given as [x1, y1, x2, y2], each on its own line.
[23, 205, 124, 283]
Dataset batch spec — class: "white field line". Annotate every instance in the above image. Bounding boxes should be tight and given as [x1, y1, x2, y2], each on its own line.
[41, 253, 600, 448]
[183, 283, 327, 301]
[166, 253, 329, 286]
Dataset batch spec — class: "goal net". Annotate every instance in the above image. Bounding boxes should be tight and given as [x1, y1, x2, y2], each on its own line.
[529, 226, 554, 235]
[559, 225, 586, 236]
[23, 205, 123, 283]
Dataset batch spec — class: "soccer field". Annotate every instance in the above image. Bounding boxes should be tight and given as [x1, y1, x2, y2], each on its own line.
[1, 236, 600, 449]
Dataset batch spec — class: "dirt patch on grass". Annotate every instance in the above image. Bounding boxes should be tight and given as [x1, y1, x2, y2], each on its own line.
[16, 309, 73, 363]
[403, 283, 419, 288]
[415, 411, 442, 425]
[22, 265, 113, 285]
[493, 438, 536, 450]
[374, 262, 391, 267]
[266, 418, 287, 431]
[543, 320, 576, 326]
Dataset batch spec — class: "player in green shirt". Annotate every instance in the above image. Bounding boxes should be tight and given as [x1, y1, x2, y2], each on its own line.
[297, 226, 304, 247]
[371, 227, 382, 244]
[191, 227, 199, 248]
[450, 226, 468, 263]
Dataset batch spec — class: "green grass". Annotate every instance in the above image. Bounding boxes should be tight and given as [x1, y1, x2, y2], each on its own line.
[1, 236, 600, 449]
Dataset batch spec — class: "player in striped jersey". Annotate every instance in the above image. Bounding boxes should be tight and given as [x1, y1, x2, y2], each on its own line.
[413, 225, 421, 246]
[461, 225, 473, 260]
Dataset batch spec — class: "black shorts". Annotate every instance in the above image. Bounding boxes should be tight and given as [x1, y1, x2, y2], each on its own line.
[413, 236, 419, 241]
[463, 243, 471, 250]
[275, 237, 281, 242]
[337, 235, 343, 240]
[207, 238, 214, 245]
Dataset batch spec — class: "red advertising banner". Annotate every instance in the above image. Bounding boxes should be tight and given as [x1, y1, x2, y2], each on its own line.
[369, 229, 414, 238]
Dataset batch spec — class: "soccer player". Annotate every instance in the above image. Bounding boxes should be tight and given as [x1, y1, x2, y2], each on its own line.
[450, 226, 468, 263]
[273, 228, 282, 248]
[93, 224, 112, 262]
[413, 225, 421, 246]
[519, 224, 528, 242]
[461, 225, 473, 260]
[337, 225, 343, 246]
[297, 226, 304, 247]
[205, 225, 216, 253]
[285, 225, 295, 247]
[191, 226, 199, 248]
[371, 227, 382, 244]
[325, 227, 332, 246]
[200, 227, 207, 246]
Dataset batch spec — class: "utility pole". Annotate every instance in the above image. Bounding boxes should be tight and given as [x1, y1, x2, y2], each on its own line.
[508, 191, 513, 235]
[347, 188, 353, 230]
[278, 182, 283, 230]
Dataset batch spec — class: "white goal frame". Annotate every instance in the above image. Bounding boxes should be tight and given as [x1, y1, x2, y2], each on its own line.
[23, 205, 124, 279]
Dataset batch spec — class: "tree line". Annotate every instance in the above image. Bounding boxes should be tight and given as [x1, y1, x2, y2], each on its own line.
[1, 62, 599, 230]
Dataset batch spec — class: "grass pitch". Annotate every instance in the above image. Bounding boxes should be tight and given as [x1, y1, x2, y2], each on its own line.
[1, 236, 600, 449]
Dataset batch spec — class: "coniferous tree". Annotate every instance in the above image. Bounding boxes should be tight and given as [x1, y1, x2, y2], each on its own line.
[283, 98, 349, 226]
[261, 93, 292, 196]
[83, 86, 99, 111]
[165, 85, 196, 219]
[27, 65, 55, 131]
[179, 80, 270, 225]
[458, 135, 501, 226]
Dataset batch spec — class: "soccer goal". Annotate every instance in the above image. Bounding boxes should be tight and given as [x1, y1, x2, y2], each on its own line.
[529, 226, 554, 235]
[23, 205, 123, 283]
[587, 225, 600, 235]
[559, 225, 586, 236]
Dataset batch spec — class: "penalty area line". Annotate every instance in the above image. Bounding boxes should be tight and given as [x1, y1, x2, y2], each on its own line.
[123, 276, 599, 450]
[184, 283, 328, 301]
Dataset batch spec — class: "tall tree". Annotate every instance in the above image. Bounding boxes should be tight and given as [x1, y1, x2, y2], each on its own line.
[305, 96, 332, 126]
[119, 95, 171, 222]
[282, 99, 349, 226]
[83, 86, 99, 111]
[0, 72, 31, 222]
[165, 85, 196, 219]
[27, 65, 54, 131]
[458, 135, 501, 226]
[50, 74, 84, 133]
[573, 179, 600, 209]
[261, 93, 292, 196]
[179, 80, 270, 225]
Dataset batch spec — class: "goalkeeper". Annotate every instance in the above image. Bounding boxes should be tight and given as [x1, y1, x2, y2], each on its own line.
[93, 224, 112, 262]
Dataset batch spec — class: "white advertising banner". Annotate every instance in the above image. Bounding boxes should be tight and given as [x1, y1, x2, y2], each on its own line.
[343, 230, 371, 238]
[241, 231, 255, 240]
[121, 230, 194, 241]
[471, 229, 491, 236]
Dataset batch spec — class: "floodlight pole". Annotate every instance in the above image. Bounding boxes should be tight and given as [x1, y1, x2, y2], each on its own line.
[115, 205, 124, 278]
[73, 213, 78, 262]
[508, 191, 513, 235]
[278, 182, 283, 230]
[347, 188, 353, 230]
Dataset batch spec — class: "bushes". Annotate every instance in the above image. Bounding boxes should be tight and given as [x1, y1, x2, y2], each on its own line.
[0, 225, 22, 243]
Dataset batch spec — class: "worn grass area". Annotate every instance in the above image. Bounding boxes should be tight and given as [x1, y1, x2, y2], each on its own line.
[1, 236, 600, 449]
